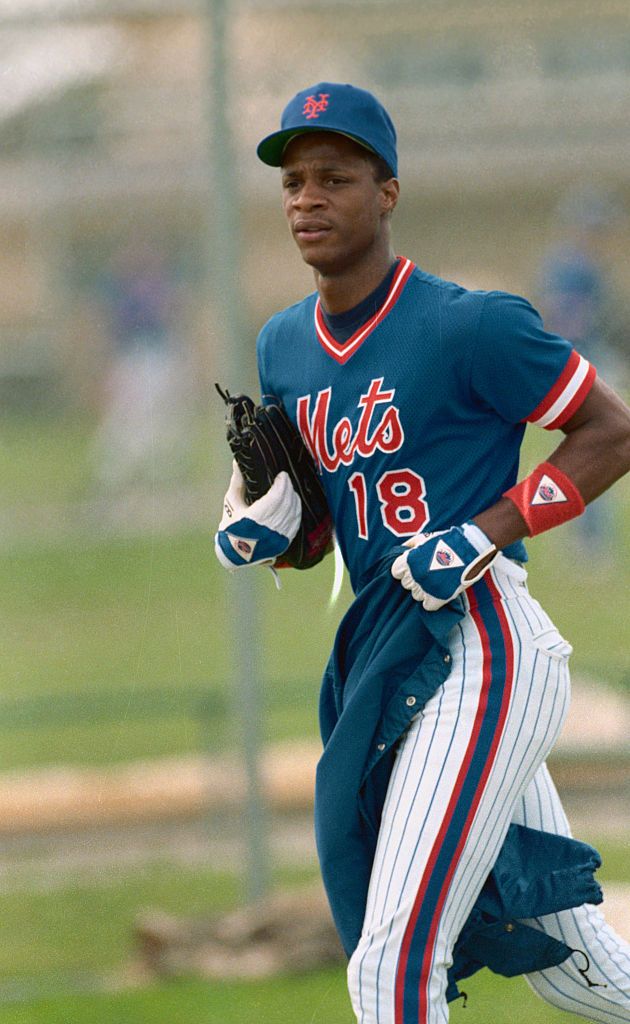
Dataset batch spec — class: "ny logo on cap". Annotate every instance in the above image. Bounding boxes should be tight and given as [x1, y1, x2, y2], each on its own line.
[302, 93, 330, 119]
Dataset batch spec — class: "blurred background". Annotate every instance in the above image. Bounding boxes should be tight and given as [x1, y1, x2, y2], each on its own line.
[0, 1, 629, 1021]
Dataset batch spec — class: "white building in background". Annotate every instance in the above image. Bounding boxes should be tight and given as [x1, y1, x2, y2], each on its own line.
[0, 0, 629, 407]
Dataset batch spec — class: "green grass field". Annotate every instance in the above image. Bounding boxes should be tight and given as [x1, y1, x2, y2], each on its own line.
[1, 414, 629, 771]
[2, 519, 629, 770]
[0, 411, 628, 1021]
[5, 844, 628, 983]
[0, 970, 604, 1024]
[2, 410, 629, 701]
[0, 841, 628, 1023]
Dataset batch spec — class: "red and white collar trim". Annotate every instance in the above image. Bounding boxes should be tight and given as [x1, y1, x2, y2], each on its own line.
[314, 256, 415, 365]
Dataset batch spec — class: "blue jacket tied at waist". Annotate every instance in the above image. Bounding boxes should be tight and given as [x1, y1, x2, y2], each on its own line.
[314, 551, 603, 1000]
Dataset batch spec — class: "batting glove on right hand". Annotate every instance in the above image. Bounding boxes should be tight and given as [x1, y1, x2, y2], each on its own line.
[391, 522, 498, 611]
[214, 462, 302, 570]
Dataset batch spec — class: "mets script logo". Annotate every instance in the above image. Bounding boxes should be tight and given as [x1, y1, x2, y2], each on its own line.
[302, 93, 330, 120]
[538, 484, 557, 503]
[296, 378, 404, 472]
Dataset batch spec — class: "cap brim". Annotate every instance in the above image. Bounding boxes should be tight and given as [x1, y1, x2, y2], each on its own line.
[257, 127, 376, 167]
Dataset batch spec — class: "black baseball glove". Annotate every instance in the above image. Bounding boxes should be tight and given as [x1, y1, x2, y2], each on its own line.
[216, 385, 333, 570]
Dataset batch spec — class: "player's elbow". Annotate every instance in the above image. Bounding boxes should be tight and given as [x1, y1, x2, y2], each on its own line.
[617, 417, 630, 474]
[577, 378, 630, 475]
[607, 388, 630, 465]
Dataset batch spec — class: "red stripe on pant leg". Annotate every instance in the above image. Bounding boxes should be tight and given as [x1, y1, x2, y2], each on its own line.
[394, 576, 515, 1024]
[394, 592, 493, 1023]
[416, 580, 515, 1021]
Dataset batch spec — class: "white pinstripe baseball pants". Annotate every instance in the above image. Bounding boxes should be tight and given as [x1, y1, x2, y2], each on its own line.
[347, 556, 630, 1024]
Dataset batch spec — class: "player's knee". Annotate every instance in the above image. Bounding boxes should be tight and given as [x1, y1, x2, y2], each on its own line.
[347, 937, 394, 1021]
[346, 951, 362, 1017]
[525, 972, 576, 1012]
[524, 969, 620, 1017]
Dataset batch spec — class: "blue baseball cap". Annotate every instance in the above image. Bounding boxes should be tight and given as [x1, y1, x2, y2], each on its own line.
[256, 82, 398, 178]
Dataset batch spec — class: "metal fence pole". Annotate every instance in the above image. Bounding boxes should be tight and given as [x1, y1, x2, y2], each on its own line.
[204, 0, 270, 903]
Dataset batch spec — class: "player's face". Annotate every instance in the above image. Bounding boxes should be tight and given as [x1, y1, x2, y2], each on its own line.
[280, 133, 398, 275]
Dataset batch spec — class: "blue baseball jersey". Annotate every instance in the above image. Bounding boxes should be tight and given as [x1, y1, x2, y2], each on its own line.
[257, 258, 595, 592]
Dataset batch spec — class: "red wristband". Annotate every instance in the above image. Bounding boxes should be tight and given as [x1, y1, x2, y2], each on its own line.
[503, 461, 585, 537]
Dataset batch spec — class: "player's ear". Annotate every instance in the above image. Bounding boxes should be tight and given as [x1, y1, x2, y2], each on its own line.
[379, 177, 400, 216]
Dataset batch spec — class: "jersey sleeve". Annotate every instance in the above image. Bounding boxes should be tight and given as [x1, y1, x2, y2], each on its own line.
[256, 321, 274, 402]
[470, 291, 596, 429]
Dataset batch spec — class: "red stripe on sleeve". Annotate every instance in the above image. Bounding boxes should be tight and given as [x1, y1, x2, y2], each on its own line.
[544, 361, 597, 430]
[525, 349, 580, 424]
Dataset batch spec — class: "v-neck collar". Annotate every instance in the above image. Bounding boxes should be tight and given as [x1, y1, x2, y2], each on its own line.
[314, 256, 416, 365]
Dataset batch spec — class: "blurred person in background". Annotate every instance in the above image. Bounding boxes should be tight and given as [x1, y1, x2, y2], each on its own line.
[91, 240, 192, 494]
[537, 184, 629, 553]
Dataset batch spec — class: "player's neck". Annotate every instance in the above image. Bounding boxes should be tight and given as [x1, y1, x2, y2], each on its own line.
[314, 247, 397, 315]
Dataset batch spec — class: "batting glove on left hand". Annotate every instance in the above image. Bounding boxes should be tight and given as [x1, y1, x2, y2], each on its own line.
[214, 461, 302, 570]
[391, 522, 498, 611]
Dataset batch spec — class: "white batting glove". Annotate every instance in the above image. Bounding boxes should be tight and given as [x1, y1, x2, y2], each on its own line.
[391, 522, 498, 611]
[214, 461, 302, 570]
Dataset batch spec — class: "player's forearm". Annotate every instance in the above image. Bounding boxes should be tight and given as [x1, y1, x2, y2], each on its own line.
[547, 380, 630, 505]
[474, 378, 630, 553]
[472, 497, 529, 553]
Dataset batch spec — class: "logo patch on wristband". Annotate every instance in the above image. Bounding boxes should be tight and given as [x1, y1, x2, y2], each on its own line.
[531, 474, 568, 505]
[430, 543, 464, 570]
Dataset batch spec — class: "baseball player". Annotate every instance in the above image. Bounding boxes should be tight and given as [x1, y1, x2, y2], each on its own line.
[215, 82, 630, 1023]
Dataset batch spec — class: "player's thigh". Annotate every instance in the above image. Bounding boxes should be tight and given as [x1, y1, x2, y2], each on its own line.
[349, 569, 573, 1019]
[364, 568, 573, 931]
[430, 573, 575, 941]
[511, 761, 572, 836]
